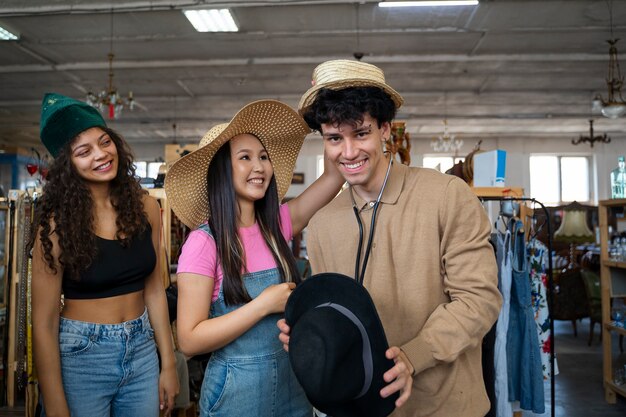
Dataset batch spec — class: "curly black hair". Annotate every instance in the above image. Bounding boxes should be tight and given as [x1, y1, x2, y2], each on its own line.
[302, 86, 397, 132]
[29, 127, 148, 280]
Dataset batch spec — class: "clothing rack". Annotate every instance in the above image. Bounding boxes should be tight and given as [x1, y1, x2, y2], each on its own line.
[479, 196, 555, 417]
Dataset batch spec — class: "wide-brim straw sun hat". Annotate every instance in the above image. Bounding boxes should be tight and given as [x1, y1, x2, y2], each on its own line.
[298, 59, 404, 114]
[164, 100, 310, 229]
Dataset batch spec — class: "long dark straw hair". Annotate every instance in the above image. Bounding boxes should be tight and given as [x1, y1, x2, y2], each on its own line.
[207, 140, 300, 305]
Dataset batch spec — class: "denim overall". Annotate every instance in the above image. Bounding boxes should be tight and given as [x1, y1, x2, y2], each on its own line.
[506, 219, 545, 413]
[494, 229, 513, 417]
[198, 250, 311, 416]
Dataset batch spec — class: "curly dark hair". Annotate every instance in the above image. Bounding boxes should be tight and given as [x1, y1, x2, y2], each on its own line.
[29, 127, 148, 279]
[302, 86, 397, 132]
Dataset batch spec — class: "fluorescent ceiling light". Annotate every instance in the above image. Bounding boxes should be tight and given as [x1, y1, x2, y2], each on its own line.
[0, 26, 18, 40]
[379, 1, 478, 7]
[183, 9, 238, 32]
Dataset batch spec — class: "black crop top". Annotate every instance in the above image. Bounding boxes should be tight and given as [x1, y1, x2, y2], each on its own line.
[62, 225, 156, 299]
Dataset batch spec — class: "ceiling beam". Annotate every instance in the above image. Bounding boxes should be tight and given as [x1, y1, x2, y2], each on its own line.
[0, 52, 611, 74]
[0, 0, 383, 16]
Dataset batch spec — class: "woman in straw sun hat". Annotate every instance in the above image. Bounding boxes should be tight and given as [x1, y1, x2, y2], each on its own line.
[31, 93, 179, 417]
[165, 99, 344, 417]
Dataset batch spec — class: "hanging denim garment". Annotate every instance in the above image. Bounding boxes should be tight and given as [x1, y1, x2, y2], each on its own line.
[506, 219, 545, 413]
[494, 229, 513, 417]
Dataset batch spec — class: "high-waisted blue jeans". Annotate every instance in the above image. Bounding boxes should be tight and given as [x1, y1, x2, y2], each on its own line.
[42, 309, 160, 417]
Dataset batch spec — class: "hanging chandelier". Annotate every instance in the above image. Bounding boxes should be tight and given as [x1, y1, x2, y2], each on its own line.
[431, 119, 463, 152]
[592, 39, 626, 118]
[592, 1, 626, 118]
[86, 11, 134, 119]
[571, 119, 611, 147]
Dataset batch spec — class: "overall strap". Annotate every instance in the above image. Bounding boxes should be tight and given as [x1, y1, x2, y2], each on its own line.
[196, 223, 214, 239]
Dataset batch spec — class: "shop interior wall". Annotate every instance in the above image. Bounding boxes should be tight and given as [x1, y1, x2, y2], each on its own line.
[131, 134, 625, 204]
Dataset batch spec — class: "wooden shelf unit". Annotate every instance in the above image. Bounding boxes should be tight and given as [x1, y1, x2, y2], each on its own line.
[605, 323, 626, 337]
[599, 198, 626, 404]
[471, 186, 525, 198]
[606, 380, 626, 400]
[147, 188, 190, 286]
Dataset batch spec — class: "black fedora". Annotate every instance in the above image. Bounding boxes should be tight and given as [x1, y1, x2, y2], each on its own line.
[285, 273, 398, 417]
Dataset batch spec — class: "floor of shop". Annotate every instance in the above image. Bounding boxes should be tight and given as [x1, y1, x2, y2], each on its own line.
[0, 407, 23, 416]
[0, 318, 625, 417]
[524, 317, 626, 417]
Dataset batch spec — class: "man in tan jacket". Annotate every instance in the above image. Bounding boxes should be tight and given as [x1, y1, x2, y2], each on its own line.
[279, 59, 502, 417]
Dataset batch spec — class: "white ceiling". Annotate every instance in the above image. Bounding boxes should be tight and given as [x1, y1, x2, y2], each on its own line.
[2, 0, 626, 151]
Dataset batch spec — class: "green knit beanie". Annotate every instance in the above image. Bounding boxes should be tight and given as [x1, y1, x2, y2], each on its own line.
[40, 93, 107, 157]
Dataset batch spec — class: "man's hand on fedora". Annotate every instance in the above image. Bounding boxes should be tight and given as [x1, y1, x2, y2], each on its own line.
[380, 346, 413, 408]
[277, 318, 291, 352]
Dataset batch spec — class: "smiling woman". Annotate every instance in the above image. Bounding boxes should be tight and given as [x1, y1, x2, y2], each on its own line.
[164, 99, 345, 417]
[69, 127, 119, 184]
[30, 93, 179, 417]
[228, 133, 274, 214]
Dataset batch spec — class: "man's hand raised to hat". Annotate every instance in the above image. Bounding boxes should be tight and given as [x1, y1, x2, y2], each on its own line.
[380, 347, 414, 408]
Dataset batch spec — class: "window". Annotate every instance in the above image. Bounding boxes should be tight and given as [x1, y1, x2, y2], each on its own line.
[422, 156, 464, 173]
[133, 161, 164, 179]
[529, 155, 591, 205]
[134, 161, 147, 178]
[147, 162, 164, 179]
[317, 155, 324, 179]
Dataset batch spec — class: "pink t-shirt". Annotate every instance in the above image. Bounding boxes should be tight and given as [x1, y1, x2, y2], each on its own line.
[177, 204, 293, 301]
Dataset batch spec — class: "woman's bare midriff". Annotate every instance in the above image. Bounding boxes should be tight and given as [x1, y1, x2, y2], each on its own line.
[61, 291, 145, 324]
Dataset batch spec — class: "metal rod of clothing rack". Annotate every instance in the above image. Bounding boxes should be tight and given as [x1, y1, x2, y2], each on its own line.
[479, 196, 555, 417]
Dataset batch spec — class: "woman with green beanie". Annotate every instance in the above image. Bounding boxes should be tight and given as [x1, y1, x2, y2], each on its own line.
[30, 93, 179, 417]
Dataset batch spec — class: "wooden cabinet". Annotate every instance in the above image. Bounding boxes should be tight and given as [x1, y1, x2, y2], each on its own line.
[599, 198, 626, 403]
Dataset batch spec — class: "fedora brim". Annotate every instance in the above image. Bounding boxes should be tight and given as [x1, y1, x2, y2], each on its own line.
[286, 273, 398, 417]
[164, 100, 310, 229]
[298, 79, 404, 114]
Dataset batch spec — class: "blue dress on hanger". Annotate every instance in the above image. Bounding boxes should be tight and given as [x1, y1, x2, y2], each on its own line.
[506, 219, 545, 413]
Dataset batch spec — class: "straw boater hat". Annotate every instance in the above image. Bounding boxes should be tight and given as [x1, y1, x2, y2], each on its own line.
[298, 59, 404, 114]
[164, 100, 310, 229]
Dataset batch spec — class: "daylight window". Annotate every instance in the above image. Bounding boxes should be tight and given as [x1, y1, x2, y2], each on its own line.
[317, 155, 324, 179]
[529, 155, 590, 205]
[134, 161, 147, 178]
[423, 156, 464, 173]
[147, 162, 164, 179]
